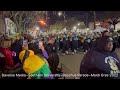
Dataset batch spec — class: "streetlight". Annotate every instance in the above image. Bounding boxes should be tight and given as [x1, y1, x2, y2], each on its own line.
[58, 12, 62, 16]
[58, 11, 66, 22]
[38, 20, 46, 25]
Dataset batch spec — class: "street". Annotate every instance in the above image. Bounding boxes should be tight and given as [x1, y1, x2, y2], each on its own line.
[59, 49, 120, 79]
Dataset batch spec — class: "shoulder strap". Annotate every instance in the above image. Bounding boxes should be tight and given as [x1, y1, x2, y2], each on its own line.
[22, 50, 30, 63]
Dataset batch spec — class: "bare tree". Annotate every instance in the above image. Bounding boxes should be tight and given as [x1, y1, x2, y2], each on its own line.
[3, 11, 46, 34]
[107, 18, 120, 30]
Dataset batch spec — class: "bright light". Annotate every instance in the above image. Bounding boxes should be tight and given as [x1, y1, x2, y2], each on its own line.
[78, 23, 80, 26]
[73, 26, 77, 29]
[36, 27, 39, 30]
[87, 28, 89, 30]
[40, 21, 44, 24]
[38, 20, 46, 25]
[58, 12, 62, 16]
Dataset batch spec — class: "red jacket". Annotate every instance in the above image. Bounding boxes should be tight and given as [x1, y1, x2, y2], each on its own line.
[0, 48, 14, 69]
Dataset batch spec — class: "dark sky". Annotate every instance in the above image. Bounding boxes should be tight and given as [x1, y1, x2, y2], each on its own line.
[66, 11, 120, 19]
[48, 11, 120, 25]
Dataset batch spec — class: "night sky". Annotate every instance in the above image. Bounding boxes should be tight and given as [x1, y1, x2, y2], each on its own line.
[66, 11, 120, 19]
[48, 11, 120, 25]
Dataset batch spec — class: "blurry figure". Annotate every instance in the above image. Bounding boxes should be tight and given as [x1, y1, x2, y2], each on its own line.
[80, 36, 120, 79]
[47, 53, 64, 79]
[19, 50, 52, 79]
[0, 39, 15, 69]
[102, 30, 111, 37]
[45, 36, 57, 56]
[62, 33, 68, 55]
[59, 34, 63, 53]
[38, 41, 48, 60]
[22, 44, 29, 50]
[19, 50, 35, 63]
[0, 52, 5, 71]
[90, 30, 111, 49]
[11, 39, 22, 64]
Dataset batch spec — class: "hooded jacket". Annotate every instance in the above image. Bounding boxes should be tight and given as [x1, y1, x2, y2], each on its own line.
[19, 50, 52, 79]
[80, 36, 120, 79]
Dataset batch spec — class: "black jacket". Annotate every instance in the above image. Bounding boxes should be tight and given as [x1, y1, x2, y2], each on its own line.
[80, 36, 120, 79]
[45, 43, 57, 56]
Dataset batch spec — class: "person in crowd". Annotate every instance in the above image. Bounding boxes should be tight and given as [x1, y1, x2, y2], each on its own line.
[71, 33, 76, 55]
[80, 36, 85, 51]
[45, 36, 57, 56]
[73, 33, 78, 53]
[38, 41, 49, 60]
[0, 39, 15, 69]
[69, 33, 73, 54]
[47, 53, 64, 79]
[62, 33, 68, 55]
[55, 35, 60, 55]
[80, 36, 120, 79]
[11, 38, 22, 64]
[59, 34, 63, 53]
[90, 30, 111, 49]
[19, 49, 52, 79]
[83, 38, 89, 54]
[102, 30, 111, 37]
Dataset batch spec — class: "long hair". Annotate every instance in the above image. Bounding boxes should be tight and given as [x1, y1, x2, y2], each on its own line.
[47, 53, 59, 74]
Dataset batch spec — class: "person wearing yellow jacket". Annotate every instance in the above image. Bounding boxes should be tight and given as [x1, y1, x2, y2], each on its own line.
[19, 50, 52, 79]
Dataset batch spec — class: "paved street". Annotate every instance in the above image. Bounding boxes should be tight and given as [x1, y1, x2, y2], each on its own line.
[59, 49, 120, 79]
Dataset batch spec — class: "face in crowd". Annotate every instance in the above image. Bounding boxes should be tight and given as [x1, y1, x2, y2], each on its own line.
[49, 37, 55, 44]
[104, 37, 113, 52]
[104, 42, 113, 52]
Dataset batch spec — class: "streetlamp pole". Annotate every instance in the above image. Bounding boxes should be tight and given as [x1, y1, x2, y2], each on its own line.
[58, 11, 66, 23]
[63, 11, 66, 23]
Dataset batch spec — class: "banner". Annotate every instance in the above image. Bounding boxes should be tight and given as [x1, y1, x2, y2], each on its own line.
[5, 18, 17, 37]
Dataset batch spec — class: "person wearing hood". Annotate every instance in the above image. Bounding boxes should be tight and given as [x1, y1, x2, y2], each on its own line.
[19, 49, 52, 79]
[80, 36, 120, 79]
[90, 30, 111, 49]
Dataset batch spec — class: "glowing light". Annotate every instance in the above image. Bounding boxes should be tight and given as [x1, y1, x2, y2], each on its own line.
[58, 12, 62, 16]
[36, 27, 39, 30]
[73, 26, 77, 29]
[87, 28, 89, 30]
[78, 23, 80, 26]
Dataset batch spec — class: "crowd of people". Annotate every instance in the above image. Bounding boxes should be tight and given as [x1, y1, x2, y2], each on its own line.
[0, 34, 64, 79]
[0, 30, 120, 79]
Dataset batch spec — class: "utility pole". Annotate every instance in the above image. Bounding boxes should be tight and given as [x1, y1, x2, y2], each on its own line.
[46, 11, 48, 26]
[93, 11, 96, 29]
